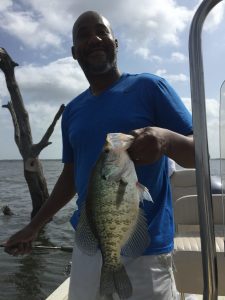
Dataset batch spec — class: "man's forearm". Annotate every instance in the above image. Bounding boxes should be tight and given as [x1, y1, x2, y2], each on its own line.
[28, 165, 76, 231]
[165, 132, 195, 168]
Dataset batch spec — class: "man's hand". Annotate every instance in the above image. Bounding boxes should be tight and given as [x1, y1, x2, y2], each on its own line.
[128, 127, 168, 165]
[3, 225, 38, 256]
[128, 126, 195, 168]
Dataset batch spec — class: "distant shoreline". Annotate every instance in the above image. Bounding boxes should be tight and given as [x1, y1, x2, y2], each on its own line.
[0, 158, 222, 161]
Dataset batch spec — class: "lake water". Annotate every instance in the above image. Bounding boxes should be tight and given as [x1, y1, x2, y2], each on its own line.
[0, 160, 76, 300]
[0, 159, 223, 300]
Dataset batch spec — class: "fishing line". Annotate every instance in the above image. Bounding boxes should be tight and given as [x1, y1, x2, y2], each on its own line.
[0, 244, 73, 252]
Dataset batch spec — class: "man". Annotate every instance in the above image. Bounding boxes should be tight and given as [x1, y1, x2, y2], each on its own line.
[4, 11, 195, 300]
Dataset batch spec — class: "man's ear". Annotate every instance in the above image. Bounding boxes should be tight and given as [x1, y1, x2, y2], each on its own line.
[71, 45, 77, 60]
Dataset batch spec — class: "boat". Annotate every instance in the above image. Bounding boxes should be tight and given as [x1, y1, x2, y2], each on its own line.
[46, 0, 225, 299]
[46, 277, 70, 300]
[172, 168, 224, 300]
[45, 167, 224, 300]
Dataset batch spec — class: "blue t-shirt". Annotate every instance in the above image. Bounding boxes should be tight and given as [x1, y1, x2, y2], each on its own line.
[61, 73, 192, 255]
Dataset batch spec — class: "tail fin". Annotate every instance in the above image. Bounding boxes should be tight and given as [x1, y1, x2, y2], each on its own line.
[100, 264, 132, 299]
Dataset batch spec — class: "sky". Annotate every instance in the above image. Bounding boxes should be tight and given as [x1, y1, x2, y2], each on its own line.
[0, 0, 225, 160]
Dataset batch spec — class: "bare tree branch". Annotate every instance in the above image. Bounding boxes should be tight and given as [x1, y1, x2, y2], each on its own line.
[2, 101, 20, 147]
[1, 48, 64, 218]
[0, 47, 18, 74]
[32, 104, 65, 156]
[0, 47, 33, 152]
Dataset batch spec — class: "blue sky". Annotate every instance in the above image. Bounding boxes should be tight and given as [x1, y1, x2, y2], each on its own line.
[0, 0, 224, 159]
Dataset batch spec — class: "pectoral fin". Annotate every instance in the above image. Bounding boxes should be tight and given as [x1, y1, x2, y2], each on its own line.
[136, 182, 153, 203]
[116, 179, 128, 207]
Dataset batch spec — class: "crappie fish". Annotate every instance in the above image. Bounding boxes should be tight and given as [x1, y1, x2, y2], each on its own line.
[75, 133, 152, 299]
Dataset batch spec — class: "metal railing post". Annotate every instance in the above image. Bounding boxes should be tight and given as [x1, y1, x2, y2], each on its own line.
[189, 0, 223, 299]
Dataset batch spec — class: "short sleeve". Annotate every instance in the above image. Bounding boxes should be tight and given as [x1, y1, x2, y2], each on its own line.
[153, 78, 193, 135]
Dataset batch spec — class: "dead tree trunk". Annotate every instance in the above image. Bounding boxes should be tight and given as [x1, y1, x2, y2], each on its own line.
[0, 48, 65, 219]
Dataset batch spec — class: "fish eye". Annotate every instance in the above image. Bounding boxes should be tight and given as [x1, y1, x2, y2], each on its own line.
[104, 149, 110, 153]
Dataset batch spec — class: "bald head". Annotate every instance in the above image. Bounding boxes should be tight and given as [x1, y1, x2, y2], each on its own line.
[71, 11, 119, 77]
[72, 11, 114, 45]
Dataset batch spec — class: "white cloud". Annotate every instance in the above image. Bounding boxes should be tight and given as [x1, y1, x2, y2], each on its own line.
[181, 97, 192, 112]
[134, 48, 150, 60]
[27, 103, 61, 130]
[206, 98, 220, 158]
[152, 55, 163, 63]
[156, 69, 188, 83]
[0, 10, 62, 49]
[115, 0, 193, 50]
[7, 57, 88, 105]
[0, 102, 63, 159]
[27, 102, 62, 143]
[134, 48, 164, 63]
[0, 0, 194, 53]
[19, 0, 76, 35]
[0, 0, 12, 10]
[167, 74, 188, 83]
[171, 52, 187, 63]
[0, 56, 88, 145]
[182, 97, 220, 158]
[0, 73, 8, 99]
[204, 1, 225, 32]
[1, 1, 223, 55]
[1, 0, 223, 159]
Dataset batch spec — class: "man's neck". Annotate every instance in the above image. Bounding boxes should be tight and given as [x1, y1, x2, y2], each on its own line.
[87, 69, 121, 96]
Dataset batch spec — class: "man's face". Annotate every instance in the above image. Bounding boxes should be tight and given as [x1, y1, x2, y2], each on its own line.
[72, 13, 118, 75]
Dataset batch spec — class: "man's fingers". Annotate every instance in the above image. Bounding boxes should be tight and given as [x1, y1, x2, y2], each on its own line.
[4, 234, 32, 255]
[4, 242, 32, 256]
[4, 231, 31, 247]
[24, 242, 32, 254]
[4, 244, 19, 255]
[129, 128, 145, 138]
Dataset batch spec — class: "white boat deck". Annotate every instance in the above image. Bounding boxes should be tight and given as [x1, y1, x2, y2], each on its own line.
[188, 297, 225, 300]
[46, 277, 70, 300]
[45, 277, 225, 300]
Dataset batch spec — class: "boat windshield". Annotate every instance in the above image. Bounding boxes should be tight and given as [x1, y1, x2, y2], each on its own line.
[220, 81, 225, 213]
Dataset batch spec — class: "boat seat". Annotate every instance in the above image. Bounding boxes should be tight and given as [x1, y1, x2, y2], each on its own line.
[175, 233, 225, 294]
[170, 169, 225, 295]
[170, 169, 197, 204]
[170, 169, 222, 204]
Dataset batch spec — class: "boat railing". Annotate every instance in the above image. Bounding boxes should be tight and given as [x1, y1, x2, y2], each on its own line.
[189, 0, 223, 299]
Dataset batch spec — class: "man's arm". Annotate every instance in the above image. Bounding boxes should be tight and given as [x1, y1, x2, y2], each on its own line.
[164, 132, 194, 168]
[4, 162, 76, 255]
[128, 127, 195, 168]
